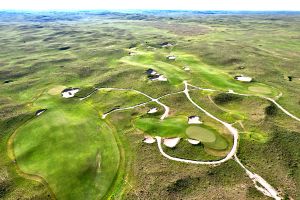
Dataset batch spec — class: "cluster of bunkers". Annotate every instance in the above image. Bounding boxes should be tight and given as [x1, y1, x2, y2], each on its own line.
[142, 116, 202, 148]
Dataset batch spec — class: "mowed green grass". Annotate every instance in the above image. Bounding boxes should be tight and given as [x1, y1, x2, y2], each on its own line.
[186, 126, 216, 142]
[135, 117, 228, 150]
[13, 102, 120, 200]
[135, 117, 187, 137]
[120, 48, 279, 97]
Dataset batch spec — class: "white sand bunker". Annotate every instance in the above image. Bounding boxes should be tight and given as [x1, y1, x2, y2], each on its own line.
[156, 75, 168, 81]
[146, 69, 167, 81]
[183, 66, 190, 71]
[148, 107, 158, 114]
[163, 137, 181, 148]
[146, 68, 158, 76]
[187, 139, 200, 145]
[61, 88, 80, 98]
[166, 55, 176, 60]
[234, 75, 252, 82]
[188, 116, 202, 124]
[35, 109, 47, 116]
[143, 136, 156, 144]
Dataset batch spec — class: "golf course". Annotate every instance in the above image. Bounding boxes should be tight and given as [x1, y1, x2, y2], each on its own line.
[0, 10, 300, 200]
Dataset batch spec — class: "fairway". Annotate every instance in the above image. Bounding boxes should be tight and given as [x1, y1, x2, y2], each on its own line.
[135, 117, 187, 137]
[13, 102, 120, 200]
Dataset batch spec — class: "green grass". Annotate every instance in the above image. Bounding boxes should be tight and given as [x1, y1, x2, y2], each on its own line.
[248, 85, 272, 95]
[13, 101, 120, 200]
[135, 117, 187, 138]
[186, 126, 216, 143]
[240, 131, 269, 143]
[1, 11, 300, 200]
[135, 117, 228, 151]
[121, 48, 279, 98]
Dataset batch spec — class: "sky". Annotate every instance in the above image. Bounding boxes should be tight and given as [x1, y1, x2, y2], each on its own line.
[1, 0, 300, 11]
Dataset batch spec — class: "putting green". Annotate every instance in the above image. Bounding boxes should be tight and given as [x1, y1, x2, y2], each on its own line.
[13, 102, 120, 199]
[186, 126, 216, 143]
[248, 86, 272, 94]
[204, 136, 229, 150]
[135, 117, 229, 150]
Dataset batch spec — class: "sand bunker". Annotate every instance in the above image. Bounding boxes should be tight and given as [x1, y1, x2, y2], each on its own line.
[187, 139, 200, 145]
[163, 137, 181, 148]
[61, 88, 80, 98]
[188, 116, 202, 124]
[183, 66, 190, 71]
[143, 136, 156, 144]
[148, 107, 158, 114]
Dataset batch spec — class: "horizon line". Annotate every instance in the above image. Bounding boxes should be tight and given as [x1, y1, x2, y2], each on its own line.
[1, 9, 300, 12]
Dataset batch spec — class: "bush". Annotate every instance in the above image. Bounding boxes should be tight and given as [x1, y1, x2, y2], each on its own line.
[0, 178, 12, 198]
[166, 177, 193, 193]
[213, 93, 242, 104]
[265, 104, 277, 116]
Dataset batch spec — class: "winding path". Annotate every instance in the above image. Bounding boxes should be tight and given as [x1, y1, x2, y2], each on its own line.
[234, 155, 282, 200]
[79, 81, 300, 200]
[81, 87, 171, 120]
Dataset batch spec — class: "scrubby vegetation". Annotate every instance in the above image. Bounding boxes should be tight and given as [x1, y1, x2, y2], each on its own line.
[265, 103, 278, 116]
[213, 93, 243, 104]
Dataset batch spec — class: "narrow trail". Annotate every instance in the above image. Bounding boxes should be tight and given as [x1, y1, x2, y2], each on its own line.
[228, 90, 300, 122]
[102, 101, 151, 119]
[80, 87, 171, 120]
[264, 97, 300, 122]
[152, 81, 239, 165]
[234, 155, 282, 200]
[78, 82, 300, 200]
[207, 95, 231, 113]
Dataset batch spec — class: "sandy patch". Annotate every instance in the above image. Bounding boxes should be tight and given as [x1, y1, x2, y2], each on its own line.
[187, 138, 200, 145]
[188, 116, 202, 124]
[163, 137, 181, 148]
[148, 107, 158, 114]
[143, 136, 156, 144]
[48, 86, 66, 95]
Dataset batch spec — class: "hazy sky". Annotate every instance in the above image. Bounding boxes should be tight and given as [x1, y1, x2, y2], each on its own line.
[1, 0, 300, 11]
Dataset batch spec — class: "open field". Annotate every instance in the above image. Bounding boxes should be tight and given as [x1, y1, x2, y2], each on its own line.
[0, 11, 299, 200]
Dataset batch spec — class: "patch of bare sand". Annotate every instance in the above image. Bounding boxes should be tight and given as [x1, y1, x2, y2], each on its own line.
[48, 86, 66, 95]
